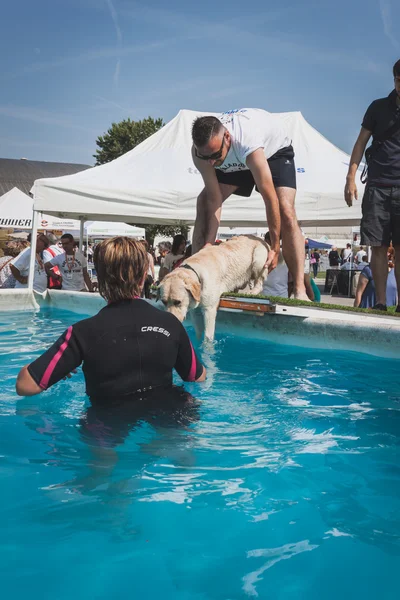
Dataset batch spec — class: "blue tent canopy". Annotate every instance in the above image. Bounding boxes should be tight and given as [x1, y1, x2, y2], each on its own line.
[305, 238, 332, 249]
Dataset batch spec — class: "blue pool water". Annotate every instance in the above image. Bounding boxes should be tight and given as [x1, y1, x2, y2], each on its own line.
[1, 308, 400, 599]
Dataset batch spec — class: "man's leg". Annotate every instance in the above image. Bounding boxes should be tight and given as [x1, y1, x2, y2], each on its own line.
[276, 186, 307, 299]
[370, 246, 389, 306]
[192, 184, 237, 253]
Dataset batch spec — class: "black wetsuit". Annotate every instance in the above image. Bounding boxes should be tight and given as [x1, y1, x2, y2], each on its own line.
[28, 299, 204, 402]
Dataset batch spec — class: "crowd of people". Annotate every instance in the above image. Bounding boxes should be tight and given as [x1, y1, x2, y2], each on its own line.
[0, 233, 94, 293]
[1, 227, 397, 312]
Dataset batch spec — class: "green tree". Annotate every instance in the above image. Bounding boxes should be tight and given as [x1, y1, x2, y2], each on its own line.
[139, 223, 189, 248]
[94, 116, 188, 242]
[93, 116, 164, 165]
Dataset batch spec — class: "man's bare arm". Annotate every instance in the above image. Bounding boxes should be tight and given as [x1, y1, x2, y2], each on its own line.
[345, 127, 372, 207]
[83, 268, 93, 292]
[192, 146, 224, 252]
[10, 264, 27, 285]
[246, 149, 281, 271]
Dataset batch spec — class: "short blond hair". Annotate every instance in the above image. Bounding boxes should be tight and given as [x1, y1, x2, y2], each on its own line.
[93, 236, 149, 303]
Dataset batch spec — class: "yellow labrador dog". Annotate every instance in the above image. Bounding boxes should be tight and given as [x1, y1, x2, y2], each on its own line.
[159, 235, 269, 340]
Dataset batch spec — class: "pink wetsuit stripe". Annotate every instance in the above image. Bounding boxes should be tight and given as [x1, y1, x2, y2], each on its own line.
[39, 326, 73, 389]
[188, 342, 197, 382]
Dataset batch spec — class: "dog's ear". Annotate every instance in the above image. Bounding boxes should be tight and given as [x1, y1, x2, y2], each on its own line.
[184, 279, 201, 303]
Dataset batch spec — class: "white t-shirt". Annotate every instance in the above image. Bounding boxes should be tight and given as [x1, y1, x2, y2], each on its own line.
[262, 259, 289, 298]
[216, 108, 291, 173]
[356, 250, 366, 263]
[342, 248, 352, 262]
[147, 252, 154, 277]
[163, 252, 184, 272]
[11, 247, 51, 293]
[49, 250, 87, 291]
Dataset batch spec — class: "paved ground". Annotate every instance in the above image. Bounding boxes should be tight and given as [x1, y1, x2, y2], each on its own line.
[315, 279, 355, 306]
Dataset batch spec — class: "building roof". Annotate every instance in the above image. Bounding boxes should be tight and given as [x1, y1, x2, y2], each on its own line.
[0, 158, 91, 196]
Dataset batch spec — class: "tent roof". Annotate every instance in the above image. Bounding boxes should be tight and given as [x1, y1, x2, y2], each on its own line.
[85, 221, 145, 237]
[0, 157, 91, 196]
[32, 109, 363, 227]
[0, 187, 81, 230]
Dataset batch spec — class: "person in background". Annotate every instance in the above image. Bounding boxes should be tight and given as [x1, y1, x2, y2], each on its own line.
[45, 233, 63, 290]
[354, 257, 397, 309]
[356, 254, 369, 270]
[142, 240, 156, 299]
[44, 234, 93, 292]
[341, 243, 353, 263]
[46, 233, 64, 256]
[87, 243, 94, 261]
[10, 234, 50, 293]
[262, 232, 289, 298]
[16, 236, 206, 400]
[328, 246, 340, 268]
[172, 244, 193, 270]
[0, 242, 28, 289]
[310, 250, 320, 278]
[355, 246, 366, 264]
[262, 232, 320, 301]
[345, 59, 400, 311]
[159, 234, 186, 281]
[340, 258, 354, 271]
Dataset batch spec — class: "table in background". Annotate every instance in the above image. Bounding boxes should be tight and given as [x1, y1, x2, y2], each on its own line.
[325, 269, 358, 296]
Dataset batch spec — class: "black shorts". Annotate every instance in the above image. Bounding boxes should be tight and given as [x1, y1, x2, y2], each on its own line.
[361, 185, 400, 247]
[215, 145, 296, 197]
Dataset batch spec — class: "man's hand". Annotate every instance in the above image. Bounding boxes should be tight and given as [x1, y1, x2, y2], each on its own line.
[345, 127, 371, 207]
[344, 177, 358, 207]
[266, 249, 279, 273]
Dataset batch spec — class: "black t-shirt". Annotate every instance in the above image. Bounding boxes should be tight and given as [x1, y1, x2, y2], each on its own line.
[328, 250, 340, 266]
[28, 299, 204, 401]
[362, 90, 400, 186]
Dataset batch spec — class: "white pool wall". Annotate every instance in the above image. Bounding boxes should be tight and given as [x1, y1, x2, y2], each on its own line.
[0, 289, 398, 359]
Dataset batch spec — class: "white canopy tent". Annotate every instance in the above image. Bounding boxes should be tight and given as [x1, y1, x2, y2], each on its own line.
[28, 108, 364, 289]
[85, 221, 145, 238]
[32, 109, 363, 228]
[0, 187, 81, 231]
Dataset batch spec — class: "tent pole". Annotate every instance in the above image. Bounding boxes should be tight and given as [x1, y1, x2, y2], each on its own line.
[79, 218, 84, 251]
[27, 210, 39, 291]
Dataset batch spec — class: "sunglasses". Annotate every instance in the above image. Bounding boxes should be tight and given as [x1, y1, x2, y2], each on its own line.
[195, 134, 226, 161]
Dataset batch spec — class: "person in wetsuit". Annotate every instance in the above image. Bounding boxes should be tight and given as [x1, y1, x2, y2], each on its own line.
[16, 236, 206, 400]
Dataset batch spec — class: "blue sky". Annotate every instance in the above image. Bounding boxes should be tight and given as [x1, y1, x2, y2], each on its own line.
[0, 0, 398, 165]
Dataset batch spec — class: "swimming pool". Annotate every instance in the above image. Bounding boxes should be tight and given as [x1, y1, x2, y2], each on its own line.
[1, 307, 399, 599]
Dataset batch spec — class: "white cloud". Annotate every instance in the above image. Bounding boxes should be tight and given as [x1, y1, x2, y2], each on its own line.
[379, 0, 400, 50]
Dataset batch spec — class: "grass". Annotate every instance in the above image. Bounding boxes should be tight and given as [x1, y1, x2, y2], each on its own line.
[152, 285, 399, 318]
[221, 292, 400, 318]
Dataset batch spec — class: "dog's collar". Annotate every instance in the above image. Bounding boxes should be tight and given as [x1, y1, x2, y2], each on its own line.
[180, 263, 201, 282]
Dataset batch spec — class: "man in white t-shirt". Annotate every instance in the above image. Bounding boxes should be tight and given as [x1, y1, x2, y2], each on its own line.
[10, 234, 51, 293]
[355, 246, 366, 264]
[44, 234, 93, 292]
[342, 243, 353, 263]
[191, 108, 308, 300]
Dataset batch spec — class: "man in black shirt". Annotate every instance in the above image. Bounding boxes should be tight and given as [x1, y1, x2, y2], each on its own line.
[328, 247, 340, 267]
[345, 59, 400, 311]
